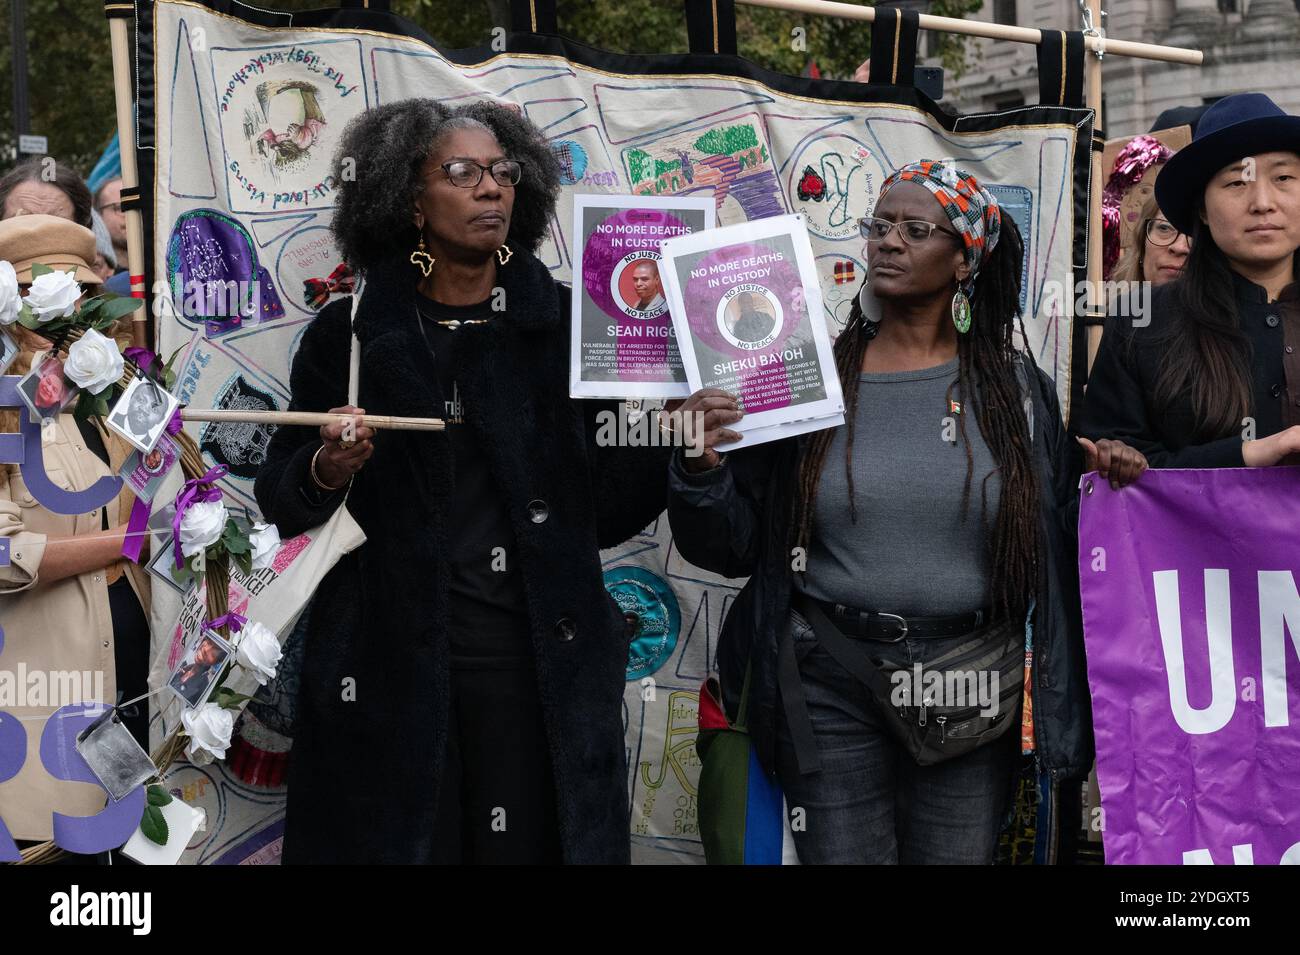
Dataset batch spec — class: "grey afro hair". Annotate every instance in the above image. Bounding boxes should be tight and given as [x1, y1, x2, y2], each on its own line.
[329, 98, 561, 272]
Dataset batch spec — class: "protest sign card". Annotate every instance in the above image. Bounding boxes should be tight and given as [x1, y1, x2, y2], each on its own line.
[570, 194, 715, 398]
[660, 213, 844, 447]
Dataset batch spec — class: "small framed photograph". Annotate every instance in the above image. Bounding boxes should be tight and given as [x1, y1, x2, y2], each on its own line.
[106, 375, 180, 454]
[0, 329, 18, 376]
[166, 628, 232, 709]
[118, 434, 178, 503]
[15, 353, 79, 423]
[146, 533, 194, 595]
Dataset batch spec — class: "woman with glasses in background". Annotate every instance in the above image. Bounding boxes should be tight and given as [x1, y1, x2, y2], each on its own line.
[1109, 193, 1191, 288]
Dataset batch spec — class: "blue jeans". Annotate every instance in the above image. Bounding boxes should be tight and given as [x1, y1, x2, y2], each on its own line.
[775, 607, 1020, 864]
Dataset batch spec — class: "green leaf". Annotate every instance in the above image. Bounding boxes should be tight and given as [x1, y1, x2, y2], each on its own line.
[146, 784, 173, 808]
[233, 550, 254, 578]
[29, 263, 53, 279]
[222, 519, 252, 555]
[140, 804, 169, 846]
[163, 345, 186, 376]
[213, 687, 254, 710]
[96, 296, 146, 321]
[73, 391, 97, 422]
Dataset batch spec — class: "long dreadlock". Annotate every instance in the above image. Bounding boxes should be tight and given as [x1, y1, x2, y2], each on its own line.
[791, 217, 1040, 622]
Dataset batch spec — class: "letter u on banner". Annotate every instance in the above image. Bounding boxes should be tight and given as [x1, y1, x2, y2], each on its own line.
[1154, 568, 1237, 734]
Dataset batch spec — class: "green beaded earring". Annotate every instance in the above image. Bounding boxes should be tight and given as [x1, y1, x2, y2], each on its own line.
[951, 277, 972, 334]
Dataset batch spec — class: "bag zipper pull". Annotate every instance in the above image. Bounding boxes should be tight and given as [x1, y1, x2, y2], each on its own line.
[919, 696, 930, 727]
[937, 715, 947, 743]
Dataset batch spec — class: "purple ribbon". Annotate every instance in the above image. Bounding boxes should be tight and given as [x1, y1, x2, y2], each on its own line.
[166, 408, 183, 435]
[205, 612, 247, 635]
[172, 464, 228, 569]
[122, 496, 151, 563]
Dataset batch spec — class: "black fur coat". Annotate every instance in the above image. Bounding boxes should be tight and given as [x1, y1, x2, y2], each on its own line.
[254, 247, 669, 863]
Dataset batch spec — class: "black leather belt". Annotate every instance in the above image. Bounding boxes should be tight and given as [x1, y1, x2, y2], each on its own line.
[814, 599, 992, 641]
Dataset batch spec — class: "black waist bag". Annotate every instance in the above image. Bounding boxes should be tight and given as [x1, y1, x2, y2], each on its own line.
[790, 595, 1024, 767]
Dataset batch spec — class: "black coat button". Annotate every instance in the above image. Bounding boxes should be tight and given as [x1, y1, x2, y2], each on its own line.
[555, 617, 577, 642]
[527, 499, 549, 523]
[1266, 314, 1280, 328]
[1271, 383, 1283, 398]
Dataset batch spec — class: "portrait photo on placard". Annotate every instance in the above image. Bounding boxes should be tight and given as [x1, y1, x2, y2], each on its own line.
[16, 352, 79, 422]
[118, 433, 179, 503]
[107, 375, 180, 454]
[167, 628, 232, 709]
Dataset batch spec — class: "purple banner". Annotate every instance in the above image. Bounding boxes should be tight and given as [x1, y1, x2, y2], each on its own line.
[1078, 467, 1300, 865]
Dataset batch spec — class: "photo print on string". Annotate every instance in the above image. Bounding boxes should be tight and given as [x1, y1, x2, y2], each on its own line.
[15, 352, 79, 426]
[570, 194, 715, 399]
[167, 628, 233, 709]
[118, 433, 180, 503]
[659, 213, 844, 447]
[106, 374, 181, 454]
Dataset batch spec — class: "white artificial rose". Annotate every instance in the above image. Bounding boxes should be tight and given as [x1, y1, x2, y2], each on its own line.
[23, 269, 80, 321]
[235, 620, 283, 685]
[64, 328, 124, 394]
[0, 262, 19, 326]
[179, 499, 228, 557]
[248, 521, 281, 572]
[181, 703, 234, 763]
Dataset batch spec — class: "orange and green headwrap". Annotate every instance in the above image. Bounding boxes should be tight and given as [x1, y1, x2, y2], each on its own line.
[879, 159, 1003, 281]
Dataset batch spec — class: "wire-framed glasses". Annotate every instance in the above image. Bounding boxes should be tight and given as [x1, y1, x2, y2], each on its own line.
[858, 215, 960, 246]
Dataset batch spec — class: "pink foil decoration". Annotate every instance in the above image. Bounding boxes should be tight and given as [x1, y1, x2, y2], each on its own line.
[1102, 135, 1172, 279]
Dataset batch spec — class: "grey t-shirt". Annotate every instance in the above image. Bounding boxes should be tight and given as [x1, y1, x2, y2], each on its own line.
[794, 356, 1002, 616]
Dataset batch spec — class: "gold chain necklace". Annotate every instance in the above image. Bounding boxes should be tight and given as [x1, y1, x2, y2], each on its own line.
[416, 298, 492, 331]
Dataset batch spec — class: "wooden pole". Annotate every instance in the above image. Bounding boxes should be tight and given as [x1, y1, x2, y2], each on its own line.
[180, 409, 445, 431]
[736, 0, 1202, 65]
[1084, 0, 1106, 375]
[106, 13, 148, 348]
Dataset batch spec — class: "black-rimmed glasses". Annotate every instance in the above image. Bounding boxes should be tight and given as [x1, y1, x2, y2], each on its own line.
[441, 159, 524, 188]
[1145, 218, 1187, 248]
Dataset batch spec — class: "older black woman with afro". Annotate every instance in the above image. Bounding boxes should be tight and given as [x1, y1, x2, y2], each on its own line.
[255, 99, 669, 864]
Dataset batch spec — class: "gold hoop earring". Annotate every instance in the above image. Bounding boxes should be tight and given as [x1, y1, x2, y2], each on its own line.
[410, 234, 435, 277]
[496, 244, 513, 266]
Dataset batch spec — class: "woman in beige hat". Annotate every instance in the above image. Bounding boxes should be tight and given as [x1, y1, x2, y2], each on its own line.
[0, 213, 152, 853]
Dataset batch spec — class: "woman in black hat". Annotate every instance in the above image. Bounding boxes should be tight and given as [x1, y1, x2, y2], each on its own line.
[1080, 92, 1300, 469]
